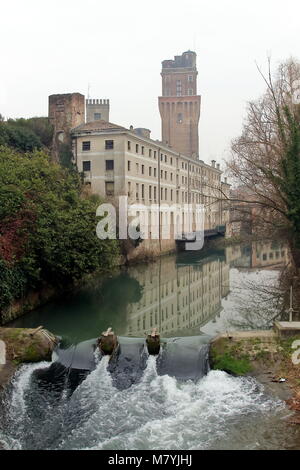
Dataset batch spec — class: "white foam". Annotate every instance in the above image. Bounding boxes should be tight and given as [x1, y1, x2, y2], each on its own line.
[61, 359, 285, 450]
[1, 357, 289, 450]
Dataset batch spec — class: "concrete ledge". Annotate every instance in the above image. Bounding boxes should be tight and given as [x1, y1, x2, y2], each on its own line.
[274, 321, 300, 338]
[211, 330, 276, 344]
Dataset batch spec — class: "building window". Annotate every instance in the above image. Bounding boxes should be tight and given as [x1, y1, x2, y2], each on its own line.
[176, 80, 182, 96]
[165, 188, 167, 199]
[105, 140, 114, 149]
[170, 157, 173, 165]
[141, 146, 144, 155]
[149, 186, 152, 200]
[171, 189, 173, 201]
[105, 160, 114, 170]
[128, 160, 131, 171]
[82, 141, 90, 151]
[142, 184, 144, 199]
[160, 154, 163, 161]
[154, 186, 157, 201]
[149, 167, 152, 176]
[188, 89, 193, 96]
[161, 170, 163, 179]
[177, 113, 183, 124]
[94, 113, 101, 120]
[136, 163, 139, 173]
[165, 155, 167, 163]
[154, 151, 157, 159]
[149, 149, 152, 157]
[128, 141, 131, 151]
[82, 161, 91, 171]
[136, 183, 139, 199]
[136, 144, 139, 153]
[170, 173, 173, 181]
[105, 181, 114, 196]
[128, 181, 131, 195]
[154, 168, 157, 177]
[188, 75, 193, 82]
[142, 165, 144, 174]
[165, 171, 167, 180]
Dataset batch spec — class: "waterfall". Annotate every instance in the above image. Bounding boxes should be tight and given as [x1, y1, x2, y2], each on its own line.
[0, 339, 292, 450]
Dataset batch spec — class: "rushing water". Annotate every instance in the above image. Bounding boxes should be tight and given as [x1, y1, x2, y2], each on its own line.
[1, 355, 297, 450]
[2, 240, 300, 450]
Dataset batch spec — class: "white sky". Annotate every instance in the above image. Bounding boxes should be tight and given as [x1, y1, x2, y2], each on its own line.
[0, 0, 299, 168]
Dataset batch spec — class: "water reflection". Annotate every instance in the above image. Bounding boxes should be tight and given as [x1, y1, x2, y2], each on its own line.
[9, 240, 289, 342]
[125, 252, 230, 337]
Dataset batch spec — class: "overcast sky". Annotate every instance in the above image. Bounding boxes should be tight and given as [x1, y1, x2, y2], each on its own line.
[1, 0, 299, 168]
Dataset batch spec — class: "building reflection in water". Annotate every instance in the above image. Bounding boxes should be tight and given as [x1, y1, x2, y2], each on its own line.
[125, 250, 230, 337]
[124, 240, 289, 338]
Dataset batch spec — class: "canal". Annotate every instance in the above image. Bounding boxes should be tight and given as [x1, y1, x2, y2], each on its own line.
[1, 240, 300, 450]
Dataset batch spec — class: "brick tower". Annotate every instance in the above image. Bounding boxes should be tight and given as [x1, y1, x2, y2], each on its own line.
[158, 51, 201, 160]
[48, 93, 85, 162]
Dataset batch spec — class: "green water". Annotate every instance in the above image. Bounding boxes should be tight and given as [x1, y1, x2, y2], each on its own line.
[9, 241, 287, 343]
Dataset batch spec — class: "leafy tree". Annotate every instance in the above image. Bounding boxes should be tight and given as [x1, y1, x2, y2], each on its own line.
[0, 146, 120, 314]
[8, 117, 54, 148]
[0, 120, 42, 151]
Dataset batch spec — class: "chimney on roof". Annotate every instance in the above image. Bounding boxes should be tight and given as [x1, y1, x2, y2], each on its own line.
[211, 160, 216, 168]
[130, 125, 133, 131]
[216, 163, 220, 170]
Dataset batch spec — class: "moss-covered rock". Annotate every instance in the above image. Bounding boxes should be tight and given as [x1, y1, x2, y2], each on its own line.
[0, 327, 57, 364]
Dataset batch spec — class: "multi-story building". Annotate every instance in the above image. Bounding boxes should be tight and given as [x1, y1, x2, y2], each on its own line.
[53, 50, 231, 253]
[158, 50, 201, 159]
[71, 121, 230, 238]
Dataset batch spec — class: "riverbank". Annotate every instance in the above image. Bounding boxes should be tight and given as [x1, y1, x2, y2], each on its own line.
[0, 239, 176, 325]
[210, 325, 300, 424]
[0, 327, 57, 390]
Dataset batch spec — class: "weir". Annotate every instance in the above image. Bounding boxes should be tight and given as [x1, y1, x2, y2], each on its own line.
[32, 333, 211, 393]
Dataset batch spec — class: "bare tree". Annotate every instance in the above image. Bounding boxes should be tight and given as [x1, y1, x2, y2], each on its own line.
[228, 58, 300, 271]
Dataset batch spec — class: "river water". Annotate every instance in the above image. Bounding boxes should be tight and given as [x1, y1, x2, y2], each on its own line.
[1, 240, 300, 450]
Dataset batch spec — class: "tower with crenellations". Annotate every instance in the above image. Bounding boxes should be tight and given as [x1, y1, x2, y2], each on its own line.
[86, 99, 110, 123]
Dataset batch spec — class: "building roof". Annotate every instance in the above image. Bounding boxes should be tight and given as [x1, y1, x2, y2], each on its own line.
[71, 120, 127, 133]
[71, 118, 222, 173]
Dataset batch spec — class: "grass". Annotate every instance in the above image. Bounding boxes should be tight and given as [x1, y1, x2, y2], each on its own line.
[212, 352, 252, 375]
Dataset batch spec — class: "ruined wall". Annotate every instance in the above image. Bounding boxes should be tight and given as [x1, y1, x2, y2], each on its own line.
[48, 93, 85, 161]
